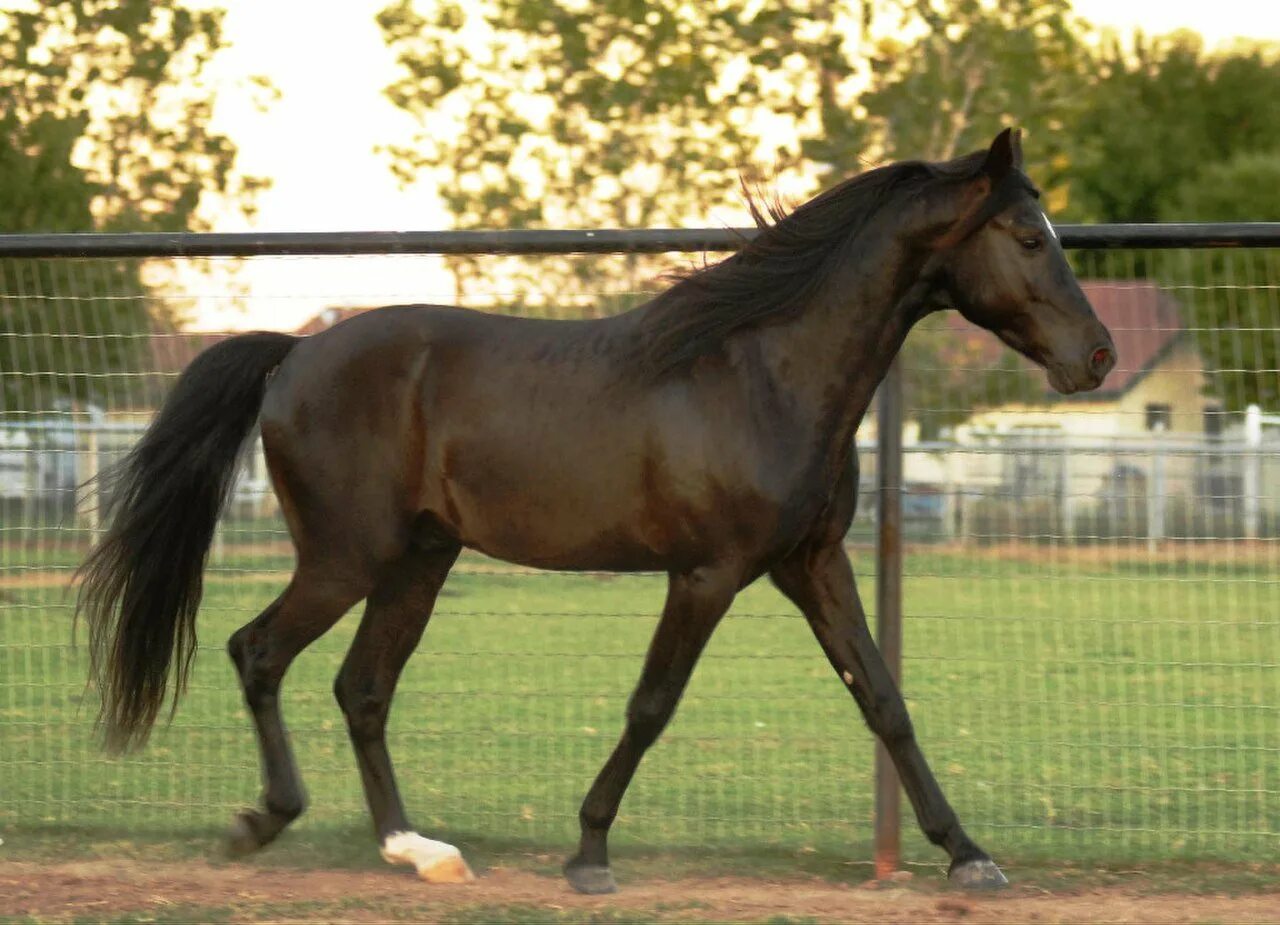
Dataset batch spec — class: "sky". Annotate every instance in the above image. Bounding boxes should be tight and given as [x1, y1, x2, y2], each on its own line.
[183, 0, 1280, 331]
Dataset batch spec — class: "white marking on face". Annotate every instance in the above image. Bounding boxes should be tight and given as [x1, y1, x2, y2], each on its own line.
[1042, 211, 1059, 241]
[842, 670, 854, 685]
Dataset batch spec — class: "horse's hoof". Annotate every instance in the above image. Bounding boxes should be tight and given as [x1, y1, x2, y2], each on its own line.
[948, 858, 1009, 890]
[418, 853, 476, 884]
[224, 812, 265, 858]
[564, 861, 617, 895]
[381, 832, 476, 883]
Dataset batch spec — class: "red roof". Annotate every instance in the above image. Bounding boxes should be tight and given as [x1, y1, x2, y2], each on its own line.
[943, 279, 1186, 398]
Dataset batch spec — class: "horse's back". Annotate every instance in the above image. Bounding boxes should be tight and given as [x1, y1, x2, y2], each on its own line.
[258, 304, 660, 569]
[256, 302, 805, 574]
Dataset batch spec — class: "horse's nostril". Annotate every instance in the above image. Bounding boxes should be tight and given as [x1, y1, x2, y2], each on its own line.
[1091, 347, 1113, 373]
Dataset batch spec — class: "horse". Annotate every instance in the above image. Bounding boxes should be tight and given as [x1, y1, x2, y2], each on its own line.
[77, 128, 1115, 892]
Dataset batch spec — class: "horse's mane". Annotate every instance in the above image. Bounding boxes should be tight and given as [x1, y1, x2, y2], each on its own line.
[637, 149, 991, 375]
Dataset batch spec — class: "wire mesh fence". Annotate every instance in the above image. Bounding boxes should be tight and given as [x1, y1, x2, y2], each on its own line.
[0, 234, 1276, 867]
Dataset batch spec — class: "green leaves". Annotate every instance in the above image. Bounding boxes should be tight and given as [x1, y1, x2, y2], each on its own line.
[377, 0, 867, 308]
[1069, 35, 1280, 224]
[0, 1, 258, 412]
[376, 1, 1280, 413]
[862, 0, 1087, 207]
[379, 0, 861, 233]
[1069, 40, 1280, 412]
[0, 0, 256, 235]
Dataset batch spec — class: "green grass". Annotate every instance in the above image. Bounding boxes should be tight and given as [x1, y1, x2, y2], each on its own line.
[1, 541, 1277, 870]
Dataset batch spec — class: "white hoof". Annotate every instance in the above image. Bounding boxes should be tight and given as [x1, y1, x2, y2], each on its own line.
[381, 831, 476, 883]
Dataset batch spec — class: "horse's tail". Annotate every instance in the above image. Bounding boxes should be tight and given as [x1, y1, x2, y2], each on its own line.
[77, 331, 299, 753]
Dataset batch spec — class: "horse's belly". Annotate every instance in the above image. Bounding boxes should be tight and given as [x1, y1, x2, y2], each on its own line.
[420, 456, 660, 570]
[446, 496, 673, 572]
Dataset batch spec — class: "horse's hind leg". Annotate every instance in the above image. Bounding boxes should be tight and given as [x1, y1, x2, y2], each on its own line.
[565, 565, 737, 894]
[226, 568, 369, 855]
[333, 542, 472, 883]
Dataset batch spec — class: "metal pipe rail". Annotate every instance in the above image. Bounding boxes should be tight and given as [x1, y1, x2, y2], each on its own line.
[2, 223, 1280, 258]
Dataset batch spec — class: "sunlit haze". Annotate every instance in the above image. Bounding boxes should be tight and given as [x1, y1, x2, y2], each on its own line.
[185, 0, 1280, 331]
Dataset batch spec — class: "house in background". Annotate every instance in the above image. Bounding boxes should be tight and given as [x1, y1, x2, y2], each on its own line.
[917, 279, 1272, 538]
[844, 279, 1272, 539]
[953, 280, 1219, 443]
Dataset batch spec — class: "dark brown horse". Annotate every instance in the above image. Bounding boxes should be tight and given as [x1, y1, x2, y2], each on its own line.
[78, 129, 1114, 892]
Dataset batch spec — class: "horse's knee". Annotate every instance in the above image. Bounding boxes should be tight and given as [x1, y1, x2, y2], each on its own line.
[228, 625, 280, 706]
[625, 688, 674, 750]
[227, 625, 250, 674]
[334, 672, 388, 743]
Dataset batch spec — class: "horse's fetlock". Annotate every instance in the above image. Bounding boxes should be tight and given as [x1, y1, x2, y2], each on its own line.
[265, 793, 305, 823]
[924, 816, 962, 848]
[579, 802, 615, 834]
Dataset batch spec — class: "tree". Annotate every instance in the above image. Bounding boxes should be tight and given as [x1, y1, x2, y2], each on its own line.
[1152, 152, 1280, 412]
[857, 0, 1089, 419]
[1067, 35, 1280, 224]
[1065, 38, 1280, 412]
[860, 0, 1090, 203]
[0, 1, 264, 413]
[379, 0, 1079, 423]
[378, 0, 871, 305]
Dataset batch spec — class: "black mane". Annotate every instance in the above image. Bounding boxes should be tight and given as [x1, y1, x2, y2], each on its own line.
[637, 149, 991, 375]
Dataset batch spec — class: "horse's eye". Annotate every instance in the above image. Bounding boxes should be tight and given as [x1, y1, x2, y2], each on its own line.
[1019, 236, 1043, 251]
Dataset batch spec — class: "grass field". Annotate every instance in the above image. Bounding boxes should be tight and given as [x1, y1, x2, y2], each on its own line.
[1, 537, 1277, 873]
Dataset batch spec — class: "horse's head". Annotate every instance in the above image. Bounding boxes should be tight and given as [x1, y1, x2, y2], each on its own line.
[934, 129, 1116, 395]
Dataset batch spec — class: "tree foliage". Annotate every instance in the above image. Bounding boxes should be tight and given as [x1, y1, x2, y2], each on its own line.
[1067, 37, 1280, 411]
[380, 0, 866, 229]
[860, 0, 1088, 420]
[378, 0, 872, 304]
[378, 1, 1280, 414]
[0, 0, 261, 413]
[1153, 151, 1280, 412]
[861, 0, 1087, 200]
[1068, 34, 1280, 224]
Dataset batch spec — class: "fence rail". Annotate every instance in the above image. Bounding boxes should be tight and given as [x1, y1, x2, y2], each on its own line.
[3, 221, 1280, 258]
[0, 224, 1276, 871]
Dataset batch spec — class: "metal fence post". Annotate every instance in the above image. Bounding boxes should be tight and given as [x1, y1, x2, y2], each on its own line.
[80, 426, 99, 533]
[1148, 425, 1166, 552]
[1060, 447, 1074, 543]
[1244, 404, 1262, 540]
[875, 358, 904, 879]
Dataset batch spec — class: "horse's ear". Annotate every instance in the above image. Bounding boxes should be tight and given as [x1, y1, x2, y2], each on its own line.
[982, 128, 1023, 179]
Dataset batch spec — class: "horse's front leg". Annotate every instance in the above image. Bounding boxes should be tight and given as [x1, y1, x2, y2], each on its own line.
[771, 540, 1007, 889]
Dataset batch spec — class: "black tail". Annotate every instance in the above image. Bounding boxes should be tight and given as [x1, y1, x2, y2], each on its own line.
[77, 332, 299, 752]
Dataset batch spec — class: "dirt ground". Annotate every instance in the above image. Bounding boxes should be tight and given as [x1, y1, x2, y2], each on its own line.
[2, 860, 1278, 924]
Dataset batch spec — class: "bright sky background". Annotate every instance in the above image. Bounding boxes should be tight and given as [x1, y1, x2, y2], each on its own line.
[184, 0, 1280, 331]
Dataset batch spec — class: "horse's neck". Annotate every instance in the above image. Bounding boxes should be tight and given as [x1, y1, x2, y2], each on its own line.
[756, 228, 932, 453]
